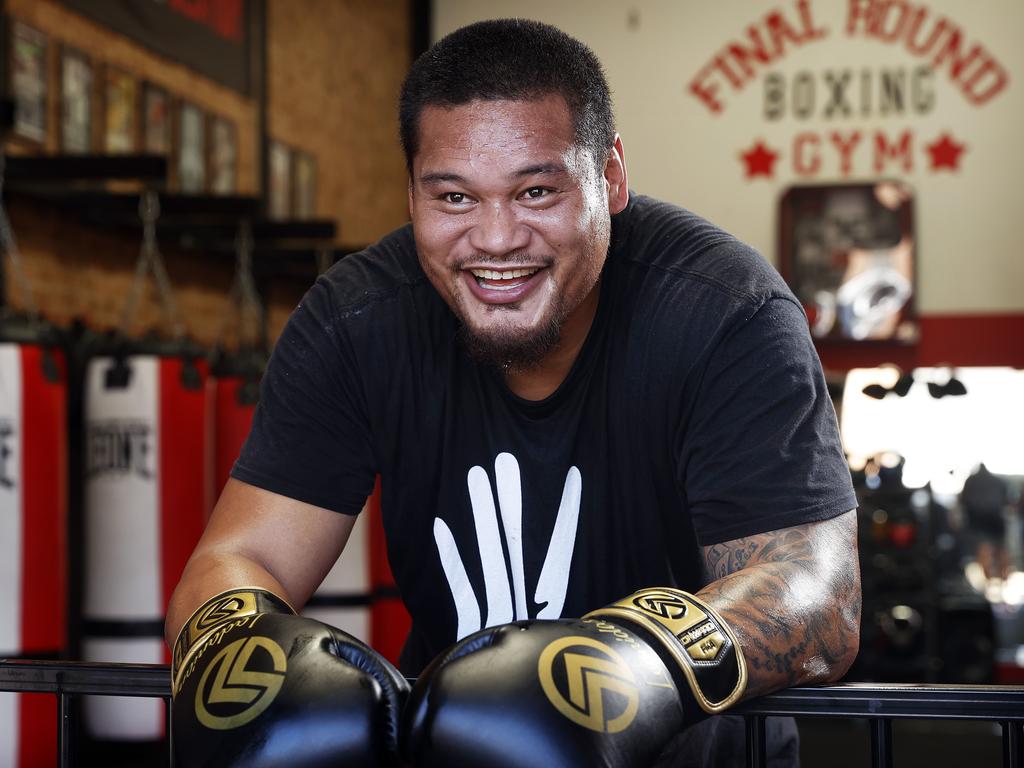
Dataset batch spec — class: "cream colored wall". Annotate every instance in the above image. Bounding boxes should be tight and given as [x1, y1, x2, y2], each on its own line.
[433, 0, 1023, 314]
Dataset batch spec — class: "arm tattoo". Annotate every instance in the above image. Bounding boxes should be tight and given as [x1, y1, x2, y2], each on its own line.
[698, 512, 861, 698]
[703, 527, 813, 581]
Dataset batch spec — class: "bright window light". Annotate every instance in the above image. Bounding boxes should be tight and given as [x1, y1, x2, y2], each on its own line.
[841, 367, 1024, 493]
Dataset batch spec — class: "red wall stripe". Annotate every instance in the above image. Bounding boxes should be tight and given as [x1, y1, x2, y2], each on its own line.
[816, 313, 1024, 372]
[18, 344, 65, 768]
[159, 358, 210, 666]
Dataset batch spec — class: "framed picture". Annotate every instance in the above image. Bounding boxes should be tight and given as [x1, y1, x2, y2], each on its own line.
[103, 67, 137, 153]
[60, 46, 93, 153]
[268, 140, 291, 219]
[10, 21, 48, 144]
[178, 101, 206, 193]
[292, 151, 316, 219]
[208, 115, 237, 194]
[778, 181, 917, 343]
[141, 83, 171, 155]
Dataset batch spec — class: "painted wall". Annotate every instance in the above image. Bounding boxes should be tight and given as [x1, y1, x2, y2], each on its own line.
[433, 0, 1023, 369]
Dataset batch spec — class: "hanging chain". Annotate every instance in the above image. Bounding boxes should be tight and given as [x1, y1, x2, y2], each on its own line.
[119, 189, 185, 339]
[315, 244, 334, 276]
[236, 220, 265, 347]
[214, 219, 266, 352]
[0, 154, 40, 319]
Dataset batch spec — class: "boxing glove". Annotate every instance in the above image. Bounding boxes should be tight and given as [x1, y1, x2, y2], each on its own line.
[401, 587, 746, 768]
[171, 587, 409, 767]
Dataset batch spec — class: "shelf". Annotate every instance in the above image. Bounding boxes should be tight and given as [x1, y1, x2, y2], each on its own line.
[192, 242, 361, 280]
[5, 154, 167, 183]
[0, 99, 14, 133]
[1, 152, 343, 282]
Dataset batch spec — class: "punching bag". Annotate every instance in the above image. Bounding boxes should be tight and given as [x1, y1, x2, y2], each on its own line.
[0, 163, 67, 768]
[208, 352, 261, 505]
[81, 349, 209, 741]
[207, 222, 264, 504]
[79, 191, 211, 743]
[302, 478, 411, 667]
[367, 479, 411, 666]
[0, 332, 66, 768]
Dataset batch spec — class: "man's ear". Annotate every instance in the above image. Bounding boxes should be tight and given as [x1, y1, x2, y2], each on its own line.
[407, 177, 415, 218]
[604, 134, 628, 215]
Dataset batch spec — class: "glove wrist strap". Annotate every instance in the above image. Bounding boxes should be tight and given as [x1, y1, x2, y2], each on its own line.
[172, 587, 294, 694]
[584, 588, 746, 714]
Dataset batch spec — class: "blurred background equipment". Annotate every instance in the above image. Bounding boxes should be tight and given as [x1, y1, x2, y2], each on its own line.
[842, 367, 1024, 687]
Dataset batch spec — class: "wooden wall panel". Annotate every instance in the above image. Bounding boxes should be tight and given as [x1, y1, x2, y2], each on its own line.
[267, 0, 411, 245]
[2, 0, 413, 346]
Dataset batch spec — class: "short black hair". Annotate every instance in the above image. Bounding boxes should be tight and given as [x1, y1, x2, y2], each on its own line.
[399, 18, 615, 172]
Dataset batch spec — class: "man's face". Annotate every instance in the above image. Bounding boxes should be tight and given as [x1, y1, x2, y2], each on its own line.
[408, 94, 627, 369]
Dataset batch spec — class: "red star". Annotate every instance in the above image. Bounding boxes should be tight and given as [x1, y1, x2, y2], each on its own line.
[740, 140, 780, 179]
[926, 132, 966, 171]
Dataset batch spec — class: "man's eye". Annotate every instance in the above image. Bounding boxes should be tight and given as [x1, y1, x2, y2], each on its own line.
[442, 192, 467, 204]
[523, 187, 548, 199]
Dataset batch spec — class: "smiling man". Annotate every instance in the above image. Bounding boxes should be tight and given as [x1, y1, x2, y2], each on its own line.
[166, 19, 860, 768]
[410, 93, 620, 400]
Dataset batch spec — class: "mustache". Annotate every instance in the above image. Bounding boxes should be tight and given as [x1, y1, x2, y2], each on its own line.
[453, 252, 552, 270]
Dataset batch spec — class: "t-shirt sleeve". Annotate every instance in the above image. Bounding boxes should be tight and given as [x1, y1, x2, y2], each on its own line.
[231, 278, 377, 515]
[679, 295, 857, 544]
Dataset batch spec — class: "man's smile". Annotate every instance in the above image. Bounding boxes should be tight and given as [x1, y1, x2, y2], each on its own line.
[461, 266, 548, 304]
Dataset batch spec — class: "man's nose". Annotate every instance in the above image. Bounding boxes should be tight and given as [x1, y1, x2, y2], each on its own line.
[467, 202, 530, 257]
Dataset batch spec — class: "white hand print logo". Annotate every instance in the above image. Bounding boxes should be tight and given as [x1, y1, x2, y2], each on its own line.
[433, 452, 582, 640]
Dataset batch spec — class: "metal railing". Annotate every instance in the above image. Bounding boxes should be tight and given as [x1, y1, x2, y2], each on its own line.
[2, 659, 1023, 767]
[733, 683, 1024, 768]
[1, 660, 172, 767]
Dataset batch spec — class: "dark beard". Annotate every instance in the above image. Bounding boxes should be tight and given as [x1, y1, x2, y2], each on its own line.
[456, 305, 564, 372]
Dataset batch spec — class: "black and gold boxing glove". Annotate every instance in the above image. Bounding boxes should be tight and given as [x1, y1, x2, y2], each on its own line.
[171, 587, 409, 768]
[400, 587, 745, 768]
[584, 587, 746, 721]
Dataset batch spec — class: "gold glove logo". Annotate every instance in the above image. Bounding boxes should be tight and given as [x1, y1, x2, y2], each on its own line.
[195, 636, 287, 730]
[174, 592, 259, 673]
[632, 590, 689, 620]
[538, 636, 639, 734]
[194, 593, 256, 632]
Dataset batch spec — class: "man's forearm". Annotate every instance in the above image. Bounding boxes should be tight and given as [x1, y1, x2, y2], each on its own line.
[698, 511, 861, 699]
[164, 479, 359, 648]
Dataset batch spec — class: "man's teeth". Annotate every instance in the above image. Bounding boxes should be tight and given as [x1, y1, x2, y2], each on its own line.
[469, 267, 539, 281]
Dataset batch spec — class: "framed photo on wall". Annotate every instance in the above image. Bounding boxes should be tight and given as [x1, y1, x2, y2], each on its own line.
[292, 151, 316, 219]
[208, 115, 237, 194]
[779, 181, 918, 343]
[178, 101, 206, 193]
[141, 83, 171, 155]
[10, 21, 48, 144]
[60, 46, 93, 153]
[103, 67, 137, 153]
[268, 140, 291, 219]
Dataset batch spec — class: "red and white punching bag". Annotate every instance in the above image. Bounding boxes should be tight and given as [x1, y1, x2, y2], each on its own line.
[302, 495, 372, 645]
[0, 341, 67, 768]
[208, 360, 410, 663]
[207, 362, 260, 505]
[81, 353, 209, 740]
[302, 479, 411, 667]
[367, 480, 411, 666]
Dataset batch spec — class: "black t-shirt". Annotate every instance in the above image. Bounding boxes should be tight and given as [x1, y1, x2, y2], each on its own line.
[234, 194, 856, 677]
